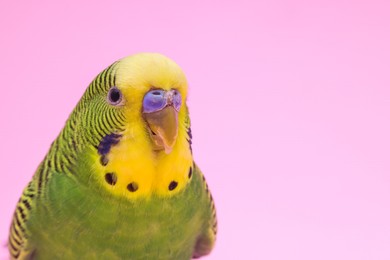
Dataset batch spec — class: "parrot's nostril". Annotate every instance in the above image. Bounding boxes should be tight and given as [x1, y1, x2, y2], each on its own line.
[172, 91, 182, 111]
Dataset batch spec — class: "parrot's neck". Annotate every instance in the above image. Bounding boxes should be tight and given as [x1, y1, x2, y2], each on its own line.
[91, 121, 193, 200]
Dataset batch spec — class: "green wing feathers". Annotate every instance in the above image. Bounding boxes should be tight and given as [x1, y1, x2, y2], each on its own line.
[193, 165, 218, 258]
[8, 181, 37, 260]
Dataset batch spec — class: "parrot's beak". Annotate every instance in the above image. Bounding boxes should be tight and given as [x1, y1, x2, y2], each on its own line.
[143, 105, 178, 154]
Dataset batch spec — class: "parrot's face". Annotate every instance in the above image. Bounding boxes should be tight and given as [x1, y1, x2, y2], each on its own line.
[80, 53, 193, 198]
[112, 54, 189, 155]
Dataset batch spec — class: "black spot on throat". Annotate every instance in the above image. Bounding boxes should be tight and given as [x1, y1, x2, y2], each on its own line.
[169, 181, 178, 191]
[105, 173, 117, 185]
[127, 182, 138, 192]
[100, 156, 109, 166]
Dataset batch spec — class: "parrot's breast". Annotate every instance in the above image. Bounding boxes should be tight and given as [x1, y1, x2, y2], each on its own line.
[91, 122, 193, 200]
[29, 164, 208, 259]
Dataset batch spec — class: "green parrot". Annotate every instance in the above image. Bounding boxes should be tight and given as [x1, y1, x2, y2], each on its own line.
[8, 53, 217, 259]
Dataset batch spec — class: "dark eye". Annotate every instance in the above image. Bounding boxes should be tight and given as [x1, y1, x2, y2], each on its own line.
[107, 86, 122, 105]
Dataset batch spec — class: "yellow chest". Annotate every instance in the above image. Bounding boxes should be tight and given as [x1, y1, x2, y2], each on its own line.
[94, 126, 193, 199]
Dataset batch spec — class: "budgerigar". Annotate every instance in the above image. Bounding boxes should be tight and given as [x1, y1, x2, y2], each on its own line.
[8, 53, 217, 259]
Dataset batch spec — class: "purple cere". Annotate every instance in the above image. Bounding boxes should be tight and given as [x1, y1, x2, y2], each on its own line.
[143, 89, 182, 113]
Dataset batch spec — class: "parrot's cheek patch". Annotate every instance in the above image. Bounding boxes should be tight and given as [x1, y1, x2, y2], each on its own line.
[143, 106, 179, 154]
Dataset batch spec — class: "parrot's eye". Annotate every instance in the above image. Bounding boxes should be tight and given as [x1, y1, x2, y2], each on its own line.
[107, 86, 122, 106]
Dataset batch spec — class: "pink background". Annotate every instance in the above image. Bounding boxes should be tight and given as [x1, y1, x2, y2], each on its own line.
[1, 1, 390, 259]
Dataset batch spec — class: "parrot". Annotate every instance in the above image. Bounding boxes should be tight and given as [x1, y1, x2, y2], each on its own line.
[8, 53, 217, 259]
